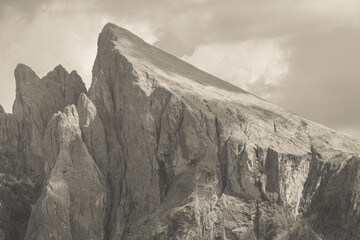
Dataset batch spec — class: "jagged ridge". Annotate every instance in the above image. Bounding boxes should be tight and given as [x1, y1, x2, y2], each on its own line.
[0, 22, 360, 240]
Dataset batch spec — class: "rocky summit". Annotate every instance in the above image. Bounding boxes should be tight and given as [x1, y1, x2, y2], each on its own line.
[1, 22, 360, 240]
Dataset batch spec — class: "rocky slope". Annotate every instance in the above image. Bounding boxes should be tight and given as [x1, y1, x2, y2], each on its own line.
[1, 22, 360, 240]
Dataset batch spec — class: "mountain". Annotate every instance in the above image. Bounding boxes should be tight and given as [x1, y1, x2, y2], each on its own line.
[1, 22, 360, 240]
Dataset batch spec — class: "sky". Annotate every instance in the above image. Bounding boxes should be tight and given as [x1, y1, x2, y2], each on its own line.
[0, 0, 359, 139]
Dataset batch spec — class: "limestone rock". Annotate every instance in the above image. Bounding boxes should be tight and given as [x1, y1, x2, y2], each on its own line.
[77, 93, 108, 174]
[24, 105, 106, 240]
[12, 63, 87, 187]
[1, 22, 360, 240]
[0, 174, 34, 240]
[86, 23, 360, 240]
[13, 64, 86, 121]
[0, 64, 87, 240]
[299, 151, 360, 239]
[0, 114, 19, 175]
[0, 113, 27, 240]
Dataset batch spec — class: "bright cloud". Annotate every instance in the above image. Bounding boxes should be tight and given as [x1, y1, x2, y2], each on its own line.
[182, 40, 290, 98]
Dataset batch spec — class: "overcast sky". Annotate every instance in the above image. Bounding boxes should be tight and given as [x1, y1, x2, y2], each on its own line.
[0, 0, 359, 139]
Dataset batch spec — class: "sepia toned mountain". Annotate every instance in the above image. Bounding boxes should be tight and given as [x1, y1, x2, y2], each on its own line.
[1, 22, 360, 240]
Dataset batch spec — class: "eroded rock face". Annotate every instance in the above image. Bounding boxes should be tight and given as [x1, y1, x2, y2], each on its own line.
[13, 64, 86, 187]
[0, 174, 34, 240]
[1, 22, 360, 240]
[86, 23, 360, 239]
[0, 65, 86, 240]
[25, 105, 106, 240]
[77, 93, 108, 174]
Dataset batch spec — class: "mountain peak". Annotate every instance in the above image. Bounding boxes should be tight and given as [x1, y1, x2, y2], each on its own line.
[96, 23, 248, 99]
[2, 22, 360, 240]
[12, 63, 86, 121]
[102, 22, 117, 30]
[101, 22, 144, 41]
[14, 63, 39, 83]
[51, 64, 68, 75]
[46, 65, 73, 82]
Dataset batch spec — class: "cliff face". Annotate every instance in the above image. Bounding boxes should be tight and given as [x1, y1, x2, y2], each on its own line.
[1, 65, 86, 240]
[0, 23, 360, 240]
[24, 103, 106, 240]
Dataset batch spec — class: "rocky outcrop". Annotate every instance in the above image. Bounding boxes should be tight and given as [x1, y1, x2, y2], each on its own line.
[0, 113, 19, 177]
[12, 64, 86, 188]
[0, 109, 26, 240]
[77, 93, 108, 175]
[0, 174, 34, 240]
[25, 105, 106, 240]
[0, 65, 86, 240]
[299, 150, 360, 239]
[1, 22, 360, 240]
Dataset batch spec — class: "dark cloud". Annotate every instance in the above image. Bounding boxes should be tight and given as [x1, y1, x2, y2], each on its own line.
[0, 0, 47, 19]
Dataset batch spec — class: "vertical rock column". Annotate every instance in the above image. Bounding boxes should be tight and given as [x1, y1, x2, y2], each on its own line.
[25, 105, 106, 240]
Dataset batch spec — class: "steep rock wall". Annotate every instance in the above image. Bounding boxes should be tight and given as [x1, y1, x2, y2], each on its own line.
[25, 105, 106, 240]
[84, 23, 360, 239]
[0, 65, 86, 240]
[1, 23, 360, 240]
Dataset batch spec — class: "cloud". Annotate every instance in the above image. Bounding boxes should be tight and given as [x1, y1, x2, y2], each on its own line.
[181, 39, 290, 100]
[92, 0, 359, 58]
[0, 0, 47, 19]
